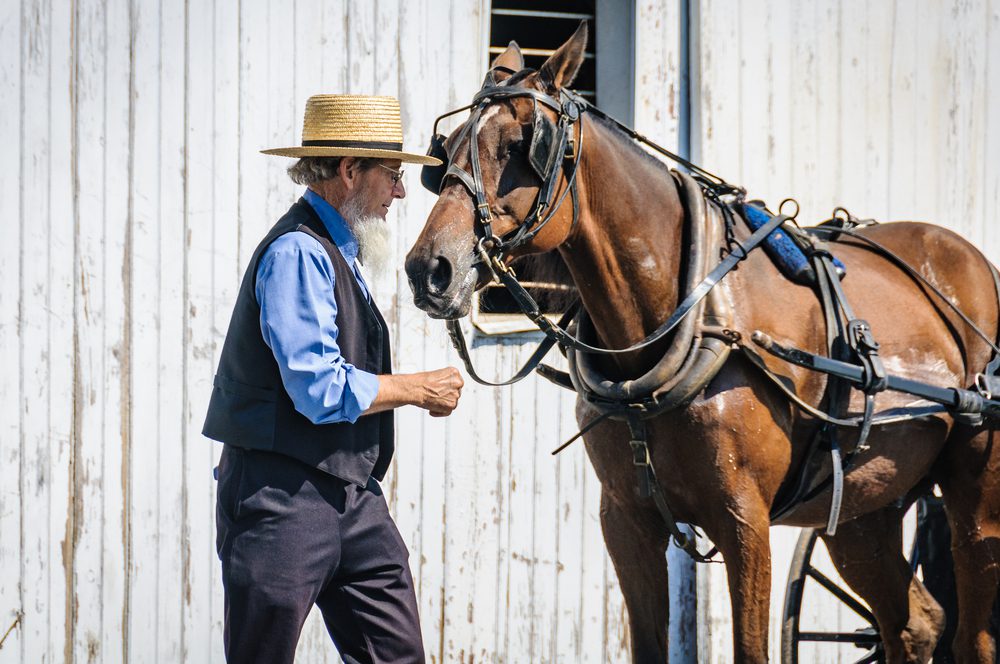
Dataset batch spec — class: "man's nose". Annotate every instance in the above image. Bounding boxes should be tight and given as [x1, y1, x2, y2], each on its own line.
[394, 180, 406, 199]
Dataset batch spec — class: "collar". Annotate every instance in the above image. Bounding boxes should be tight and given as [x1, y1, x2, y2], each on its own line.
[303, 188, 360, 263]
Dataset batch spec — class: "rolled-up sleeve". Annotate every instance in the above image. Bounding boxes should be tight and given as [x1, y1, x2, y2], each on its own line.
[255, 233, 380, 424]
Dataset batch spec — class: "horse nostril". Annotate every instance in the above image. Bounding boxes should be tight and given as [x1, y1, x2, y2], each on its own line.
[428, 256, 453, 295]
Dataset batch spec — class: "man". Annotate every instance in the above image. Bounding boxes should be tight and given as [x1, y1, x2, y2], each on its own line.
[203, 94, 463, 664]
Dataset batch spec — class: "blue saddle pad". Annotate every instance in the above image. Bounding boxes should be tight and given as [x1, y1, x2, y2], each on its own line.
[741, 202, 846, 284]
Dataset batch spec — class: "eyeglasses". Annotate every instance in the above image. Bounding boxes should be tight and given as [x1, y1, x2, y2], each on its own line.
[376, 163, 405, 186]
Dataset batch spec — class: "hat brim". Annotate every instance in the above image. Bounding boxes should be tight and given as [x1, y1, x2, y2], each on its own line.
[260, 145, 442, 166]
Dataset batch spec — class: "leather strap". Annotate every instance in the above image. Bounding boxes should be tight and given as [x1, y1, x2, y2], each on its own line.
[445, 302, 580, 387]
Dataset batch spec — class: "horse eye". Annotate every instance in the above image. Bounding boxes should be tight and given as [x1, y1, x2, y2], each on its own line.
[505, 142, 525, 158]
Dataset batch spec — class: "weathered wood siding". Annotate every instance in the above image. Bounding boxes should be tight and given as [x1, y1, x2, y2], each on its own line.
[4, 0, 998, 662]
[692, 0, 1000, 661]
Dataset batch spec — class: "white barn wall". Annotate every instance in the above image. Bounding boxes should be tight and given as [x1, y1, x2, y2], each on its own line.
[692, 0, 1000, 661]
[5, 0, 997, 662]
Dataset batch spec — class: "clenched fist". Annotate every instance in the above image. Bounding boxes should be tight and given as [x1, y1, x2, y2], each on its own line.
[368, 367, 465, 417]
[417, 367, 465, 417]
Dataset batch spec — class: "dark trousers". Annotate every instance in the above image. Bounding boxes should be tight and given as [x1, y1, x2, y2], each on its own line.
[216, 445, 424, 664]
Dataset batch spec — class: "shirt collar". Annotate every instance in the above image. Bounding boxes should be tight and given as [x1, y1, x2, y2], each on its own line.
[303, 188, 360, 263]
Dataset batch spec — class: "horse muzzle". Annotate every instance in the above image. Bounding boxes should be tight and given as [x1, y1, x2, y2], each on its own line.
[404, 250, 480, 319]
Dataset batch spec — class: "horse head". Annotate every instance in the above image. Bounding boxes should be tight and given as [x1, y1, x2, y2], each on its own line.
[405, 24, 589, 319]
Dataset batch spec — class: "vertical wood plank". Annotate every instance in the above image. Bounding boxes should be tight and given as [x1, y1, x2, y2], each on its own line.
[346, 0, 375, 95]
[836, 0, 869, 211]
[984, 0, 1000, 262]
[764, 0, 792, 202]
[553, 387, 585, 661]
[46, 0, 77, 660]
[0, 0, 24, 659]
[494, 344, 515, 664]
[102, 0, 132, 657]
[71, 0, 119, 657]
[157, 0, 188, 659]
[236, 0, 270, 270]
[183, 0, 225, 658]
[126, 0, 163, 658]
[634, 0, 680, 150]
[531, 372, 562, 663]
[691, 0, 741, 179]
[885, 0, 919, 222]
[808, 0, 843, 222]
[262, 0, 297, 227]
[735, 0, 766, 195]
[15, 0, 46, 660]
[942, 0, 988, 242]
[577, 422, 608, 664]
[911, 0, 945, 225]
[208, 0, 242, 658]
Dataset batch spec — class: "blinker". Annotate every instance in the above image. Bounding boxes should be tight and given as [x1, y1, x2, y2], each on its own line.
[528, 110, 558, 179]
[420, 133, 448, 193]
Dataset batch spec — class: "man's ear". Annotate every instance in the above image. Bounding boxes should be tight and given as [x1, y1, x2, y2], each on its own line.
[339, 157, 361, 191]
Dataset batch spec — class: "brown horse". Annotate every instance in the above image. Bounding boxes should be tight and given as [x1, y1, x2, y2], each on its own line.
[405, 25, 1000, 663]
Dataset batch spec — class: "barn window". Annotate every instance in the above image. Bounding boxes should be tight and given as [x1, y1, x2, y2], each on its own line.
[473, 0, 633, 335]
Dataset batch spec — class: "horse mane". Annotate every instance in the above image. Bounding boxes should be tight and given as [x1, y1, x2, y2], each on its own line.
[587, 112, 674, 178]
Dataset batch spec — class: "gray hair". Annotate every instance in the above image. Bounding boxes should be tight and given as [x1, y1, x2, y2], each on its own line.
[286, 156, 377, 185]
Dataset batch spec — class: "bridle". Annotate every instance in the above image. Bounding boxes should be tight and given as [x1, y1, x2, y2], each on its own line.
[421, 67, 586, 275]
[420, 68, 769, 386]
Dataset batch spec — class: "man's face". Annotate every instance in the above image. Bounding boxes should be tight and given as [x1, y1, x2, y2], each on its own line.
[352, 159, 405, 221]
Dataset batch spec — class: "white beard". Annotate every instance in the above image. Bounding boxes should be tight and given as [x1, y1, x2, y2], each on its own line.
[340, 184, 394, 280]
[350, 214, 392, 280]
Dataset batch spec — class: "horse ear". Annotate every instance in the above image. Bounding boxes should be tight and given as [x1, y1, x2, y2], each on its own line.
[538, 21, 588, 91]
[490, 41, 525, 77]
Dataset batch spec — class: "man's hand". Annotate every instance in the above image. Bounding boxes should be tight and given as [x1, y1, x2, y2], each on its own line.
[418, 367, 464, 417]
[367, 367, 464, 417]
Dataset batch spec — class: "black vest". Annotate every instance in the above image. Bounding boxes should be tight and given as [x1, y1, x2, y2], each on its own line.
[202, 198, 393, 486]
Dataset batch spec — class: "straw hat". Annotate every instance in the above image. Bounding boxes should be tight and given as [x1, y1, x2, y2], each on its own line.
[261, 94, 441, 165]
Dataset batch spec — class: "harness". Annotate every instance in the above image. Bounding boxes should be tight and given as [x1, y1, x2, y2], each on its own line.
[421, 71, 1000, 561]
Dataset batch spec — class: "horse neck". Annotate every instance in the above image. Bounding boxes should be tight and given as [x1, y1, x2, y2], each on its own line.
[558, 117, 687, 373]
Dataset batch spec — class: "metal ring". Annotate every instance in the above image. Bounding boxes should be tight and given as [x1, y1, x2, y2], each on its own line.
[976, 373, 992, 400]
[778, 197, 800, 221]
[477, 234, 501, 254]
[832, 206, 852, 222]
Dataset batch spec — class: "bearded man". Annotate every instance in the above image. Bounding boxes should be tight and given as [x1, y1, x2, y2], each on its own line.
[203, 95, 463, 664]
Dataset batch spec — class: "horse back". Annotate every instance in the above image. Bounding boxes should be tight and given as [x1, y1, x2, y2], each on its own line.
[727, 220, 999, 407]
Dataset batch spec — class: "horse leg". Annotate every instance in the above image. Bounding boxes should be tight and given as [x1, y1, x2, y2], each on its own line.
[599, 489, 670, 663]
[938, 426, 1000, 663]
[709, 497, 773, 663]
[822, 505, 944, 663]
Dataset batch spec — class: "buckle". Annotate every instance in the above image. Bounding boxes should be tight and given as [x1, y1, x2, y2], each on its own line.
[476, 202, 493, 221]
[630, 440, 649, 467]
[564, 137, 576, 161]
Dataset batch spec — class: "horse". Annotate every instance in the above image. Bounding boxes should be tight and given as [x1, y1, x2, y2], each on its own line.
[404, 23, 1000, 663]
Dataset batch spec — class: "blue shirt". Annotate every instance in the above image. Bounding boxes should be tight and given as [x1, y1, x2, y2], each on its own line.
[255, 188, 380, 424]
